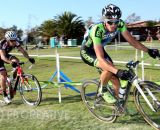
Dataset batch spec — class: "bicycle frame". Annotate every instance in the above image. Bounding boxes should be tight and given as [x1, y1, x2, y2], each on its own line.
[132, 78, 157, 112]
[11, 62, 26, 92]
[121, 61, 158, 112]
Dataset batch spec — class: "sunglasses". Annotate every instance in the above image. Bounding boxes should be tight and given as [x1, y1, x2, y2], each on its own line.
[106, 19, 120, 25]
[10, 40, 16, 42]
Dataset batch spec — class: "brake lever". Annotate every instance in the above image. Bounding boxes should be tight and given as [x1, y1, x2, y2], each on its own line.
[28, 64, 33, 69]
[11, 68, 17, 73]
[157, 54, 160, 60]
[133, 61, 140, 68]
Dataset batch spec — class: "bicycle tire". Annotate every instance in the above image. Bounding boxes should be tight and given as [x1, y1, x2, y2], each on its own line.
[19, 74, 42, 106]
[81, 79, 117, 123]
[134, 81, 160, 130]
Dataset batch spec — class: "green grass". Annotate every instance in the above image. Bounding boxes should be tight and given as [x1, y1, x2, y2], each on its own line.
[1, 45, 160, 130]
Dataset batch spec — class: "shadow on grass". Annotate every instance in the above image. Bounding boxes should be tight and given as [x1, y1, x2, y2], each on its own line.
[40, 94, 82, 106]
[117, 114, 146, 124]
[38, 58, 83, 64]
[116, 100, 147, 125]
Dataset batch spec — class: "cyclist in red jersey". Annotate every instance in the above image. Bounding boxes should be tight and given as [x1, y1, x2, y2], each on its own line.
[0, 31, 35, 104]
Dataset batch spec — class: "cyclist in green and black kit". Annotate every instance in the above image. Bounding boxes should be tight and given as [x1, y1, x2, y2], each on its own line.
[80, 4, 159, 104]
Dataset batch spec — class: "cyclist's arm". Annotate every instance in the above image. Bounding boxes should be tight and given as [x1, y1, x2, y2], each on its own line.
[94, 44, 118, 74]
[17, 46, 30, 59]
[121, 30, 148, 52]
[118, 20, 148, 52]
[0, 50, 12, 64]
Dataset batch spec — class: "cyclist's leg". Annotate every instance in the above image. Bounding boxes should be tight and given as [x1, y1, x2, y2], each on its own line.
[96, 63, 117, 103]
[0, 61, 7, 95]
[0, 62, 12, 103]
[99, 69, 112, 86]
[81, 47, 113, 83]
[97, 63, 120, 98]
[80, 47, 117, 103]
[80, 46, 109, 85]
[110, 74, 120, 98]
[0, 70, 7, 96]
[103, 50, 121, 98]
[95, 50, 121, 102]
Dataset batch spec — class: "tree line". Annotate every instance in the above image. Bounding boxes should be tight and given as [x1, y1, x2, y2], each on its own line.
[0, 12, 159, 45]
[0, 11, 86, 45]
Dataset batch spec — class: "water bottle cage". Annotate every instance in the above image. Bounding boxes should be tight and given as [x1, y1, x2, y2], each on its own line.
[119, 87, 126, 99]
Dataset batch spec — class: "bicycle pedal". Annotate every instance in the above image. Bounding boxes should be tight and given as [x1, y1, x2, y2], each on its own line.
[97, 92, 103, 97]
[95, 97, 103, 103]
[115, 103, 125, 115]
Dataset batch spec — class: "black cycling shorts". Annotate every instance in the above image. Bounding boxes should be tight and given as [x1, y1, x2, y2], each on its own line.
[80, 45, 113, 67]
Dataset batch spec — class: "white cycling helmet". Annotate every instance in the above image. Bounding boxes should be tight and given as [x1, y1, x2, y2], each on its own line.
[102, 4, 122, 19]
[5, 31, 17, 40]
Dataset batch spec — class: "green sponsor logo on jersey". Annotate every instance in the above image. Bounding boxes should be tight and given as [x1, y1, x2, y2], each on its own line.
[81, 50, 94, 63]
[95, 27, 103, 38]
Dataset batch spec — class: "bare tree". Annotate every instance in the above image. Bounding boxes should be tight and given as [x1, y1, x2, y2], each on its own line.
[125, 13, 141, 23]
[84, 17, 94, 29]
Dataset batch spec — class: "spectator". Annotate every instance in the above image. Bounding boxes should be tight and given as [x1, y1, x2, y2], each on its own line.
[156, 27, 160, 41]
[64, 35, 68, 45]
[146, 30, 153, 43]
[59, 35, 65, 47]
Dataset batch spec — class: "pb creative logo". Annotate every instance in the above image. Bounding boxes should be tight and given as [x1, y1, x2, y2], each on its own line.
[0, 109, 70, 122]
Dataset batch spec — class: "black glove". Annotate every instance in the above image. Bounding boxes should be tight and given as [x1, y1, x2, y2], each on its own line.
[11, 62, 18, 68]
[29, 58, 35, 64]
[116, 69, 131, 80]
[148, 49, 159, 59]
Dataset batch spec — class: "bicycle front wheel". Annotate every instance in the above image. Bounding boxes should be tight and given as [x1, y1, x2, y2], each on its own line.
[134, 81, 160, 130]
[19, 74, 42, 106]
[81, 79, 117, 123]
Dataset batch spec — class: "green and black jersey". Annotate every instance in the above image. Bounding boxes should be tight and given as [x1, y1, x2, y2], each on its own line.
[82, 19, 127, 48]
[80, 19, 127, 67]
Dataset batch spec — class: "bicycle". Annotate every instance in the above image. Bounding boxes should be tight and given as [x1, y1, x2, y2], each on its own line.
[0, 62, 42, 106]
[81, 60, 160, 130]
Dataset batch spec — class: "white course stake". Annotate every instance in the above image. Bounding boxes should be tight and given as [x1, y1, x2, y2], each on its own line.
[56, 47, 61, 103]
[141, 51, 144, 80]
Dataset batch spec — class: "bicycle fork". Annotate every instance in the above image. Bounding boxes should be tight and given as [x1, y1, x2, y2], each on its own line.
[133, 78, 157, 112]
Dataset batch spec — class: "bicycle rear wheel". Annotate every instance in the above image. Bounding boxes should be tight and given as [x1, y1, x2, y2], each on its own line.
[81, 79, 117, 123]
[19, 74, 42, 106]
[134, 81, 160, 130]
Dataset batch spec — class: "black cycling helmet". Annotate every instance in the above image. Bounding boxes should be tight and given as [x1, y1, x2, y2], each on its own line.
[102, 4, 122, 19]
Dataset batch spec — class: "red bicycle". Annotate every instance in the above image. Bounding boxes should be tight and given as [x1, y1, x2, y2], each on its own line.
[0, 62, 42, 106]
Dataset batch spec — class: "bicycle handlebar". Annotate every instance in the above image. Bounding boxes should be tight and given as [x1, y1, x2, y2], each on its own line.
[18, 62, 25, 65]
[126, 60, 140, 69]
[157, 54, 160, 60]
[10, 61, 33, 73]
[18, 61, 34, 68]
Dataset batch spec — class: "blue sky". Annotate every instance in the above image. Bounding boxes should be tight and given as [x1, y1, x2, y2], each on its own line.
[1, 0, 160, 30]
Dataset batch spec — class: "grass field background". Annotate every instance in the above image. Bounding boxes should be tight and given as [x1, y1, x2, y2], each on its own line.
[1, 42, 160, 130]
